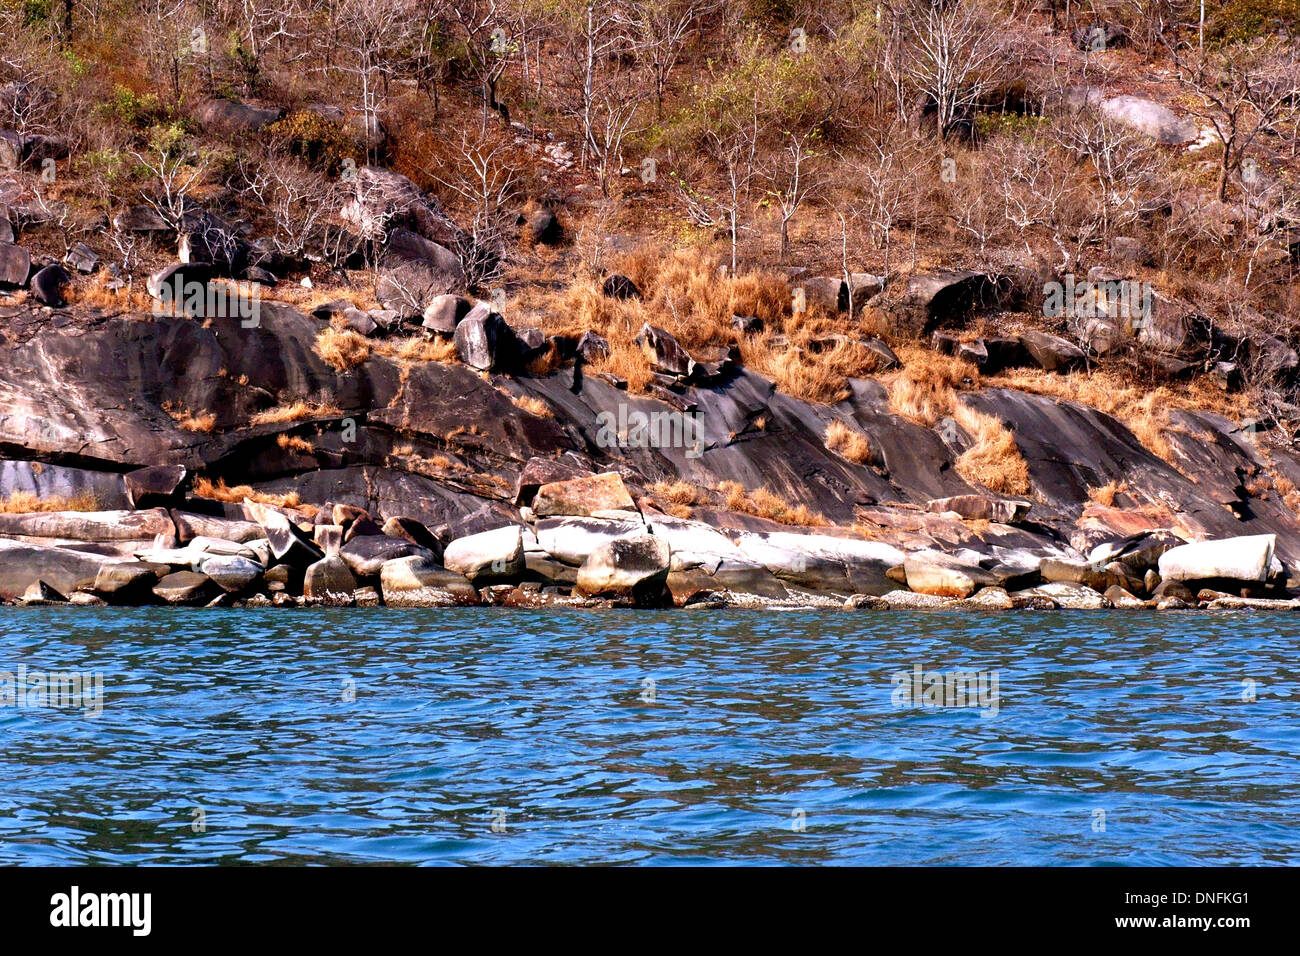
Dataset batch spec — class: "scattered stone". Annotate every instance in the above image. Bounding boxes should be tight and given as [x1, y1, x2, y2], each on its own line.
[0, 241, 30, 287]
[454, 308, 518, 371]
[30, 263, 70, 306]
[125, 464, 187, 509]
[64, 242, 99, 274]
[1019, 330, 1086, 373]
[422, 293, 472, 334]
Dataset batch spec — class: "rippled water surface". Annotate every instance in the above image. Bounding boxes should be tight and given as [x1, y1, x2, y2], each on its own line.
[1, 608, 1297, 865]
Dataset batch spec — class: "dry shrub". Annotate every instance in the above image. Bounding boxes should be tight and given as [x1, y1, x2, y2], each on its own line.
[162, 401, 217, 433]
[276, 433, 315, 454]
[824, 420, 872, 463]
[886, 347, 980, 426]
[715, 480, 827, 527]
[251, 401, 343, 426]
[316, 327, 371, 371]
[0, 490, 100, 513]
[952, 402, 1030, 496]
[511, 394, 553, 418]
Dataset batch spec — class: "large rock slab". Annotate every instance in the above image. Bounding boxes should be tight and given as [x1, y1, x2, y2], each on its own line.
[379, 555, 479, 606]
[303, 555, 357, 602]
[0, 539, 116, 600]
[734, 532, 906, 595]
[532, 472, 636, 518]
[198, 554, 263, 592]
[535, 515, 644, 566]
[904, 549, 1000, 598]
[152, 570, 216, 604]
[1099, 95, 1198, 145]
[442, 525, 524, 581]
[339, 534, 433, 578]
[1158, 534, 1276, 584]
[576, 533, 671, 603]
[926, 495, 1031, 524]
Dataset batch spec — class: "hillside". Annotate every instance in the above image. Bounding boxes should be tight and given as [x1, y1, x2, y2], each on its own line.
[1, 0, 1299, 609]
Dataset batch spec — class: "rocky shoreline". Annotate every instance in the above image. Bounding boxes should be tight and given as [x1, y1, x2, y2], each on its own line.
[2, 464, 1296, 612]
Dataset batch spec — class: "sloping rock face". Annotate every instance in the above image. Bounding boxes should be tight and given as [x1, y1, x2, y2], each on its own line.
[4, 296, 1300, 608]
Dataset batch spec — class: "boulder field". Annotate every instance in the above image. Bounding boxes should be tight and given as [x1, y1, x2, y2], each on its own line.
[3, 299, 1300, 611]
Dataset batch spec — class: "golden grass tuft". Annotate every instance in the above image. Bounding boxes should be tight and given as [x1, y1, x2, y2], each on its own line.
[885, 347, 979, 426]
[193, 476, 312, 515]
[316, 327, 371, 371]
[649, 478, 702, 516]
[373, 335, 459, 364]
[251, 401, 343, 426]
[276, 433, 315, 454]
[824, 420, 873, 464]
[0, 490, 100, 513]
[1088, 479, 1128, 507]
[715, 480, 827, 527]
[951, 402, 1030, 496]
[511, 394, 553, 418]
[162, 401, 217, 433]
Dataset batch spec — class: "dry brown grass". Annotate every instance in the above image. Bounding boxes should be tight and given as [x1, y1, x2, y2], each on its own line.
[984, 366, 1250, 464]
[649, 478, 701, 517]
[0, 490, 100, 513]
[885, 347, 979, 426]
[372, 336, 459, 364]
[952, 402, 1031, 496]
[64, 279, 155, 313]
[511, 394, 553, 418]
[824, 420, 873, 463]
[525, 245, 881, 402]
[276, 433, 315, 454]
[250, 401, 343, 426]
[1088, 479, 1128, 507]
[316, 327, 372, 371]
[193, 476, 318, 518]
[716, 480, 827, 527]
[161, 401, 217, 433]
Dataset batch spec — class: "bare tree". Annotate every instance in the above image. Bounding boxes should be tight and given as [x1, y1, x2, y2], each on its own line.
[334, 0, 413, 164]
[238, 151, 342, 258]
[894, 0, 1009, 140]
[429, 131, 520, 289]
[615, 0, 720, 117]
[1165, 36, 1300, 201]
[760, 131, 821, 262]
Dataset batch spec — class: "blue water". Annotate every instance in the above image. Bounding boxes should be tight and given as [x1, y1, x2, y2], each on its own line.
[1, 608, 1297, 865]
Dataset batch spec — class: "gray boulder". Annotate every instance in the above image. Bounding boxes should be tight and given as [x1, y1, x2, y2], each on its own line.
[576, 533, 671, 602]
